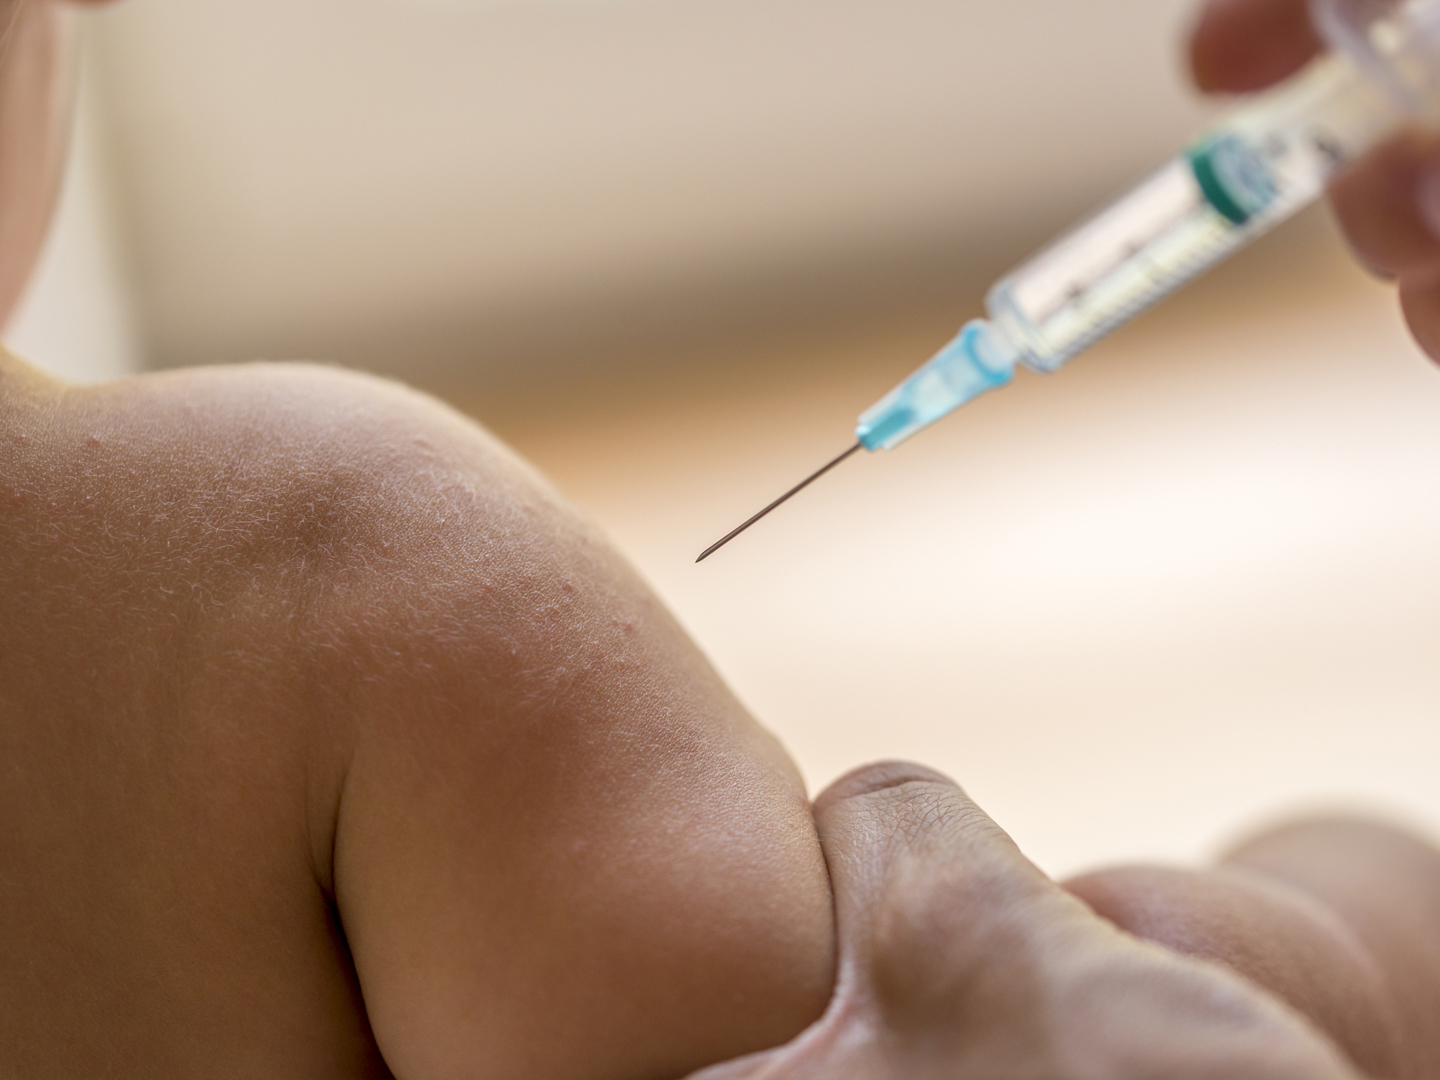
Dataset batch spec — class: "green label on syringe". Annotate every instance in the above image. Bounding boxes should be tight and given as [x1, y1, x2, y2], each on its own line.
[1188, 134, 1278, 225]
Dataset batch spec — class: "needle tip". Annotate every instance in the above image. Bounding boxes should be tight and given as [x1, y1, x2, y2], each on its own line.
[695, 442, 863, 564]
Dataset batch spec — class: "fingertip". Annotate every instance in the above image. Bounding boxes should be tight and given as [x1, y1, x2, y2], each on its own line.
[811, 761, 1028, 910]
[1328, 135, 1440, 281]
[1189, 0, 1323, 94]
[1188, 5, 1237, 94]
[810, 763, 976, 961]
[813, 762, 959, 816]
[1398, 267, 1440, 363]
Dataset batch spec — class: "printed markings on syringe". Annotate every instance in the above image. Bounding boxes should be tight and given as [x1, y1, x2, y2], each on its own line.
[1035, 205, 1236, 362]
[1007, 160, 1203, 322]
[1310, 131, 1348, 170]
[1033, 194, 1215, 327]
[1010, 153, 1246, 334]
[1031, 203, 1208, 324]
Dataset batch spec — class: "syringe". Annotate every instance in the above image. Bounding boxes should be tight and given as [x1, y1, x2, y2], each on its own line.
[698, 0, 1440, 563]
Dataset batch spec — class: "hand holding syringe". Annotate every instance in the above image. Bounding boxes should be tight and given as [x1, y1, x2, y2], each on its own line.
[699, 0, 1440, 562]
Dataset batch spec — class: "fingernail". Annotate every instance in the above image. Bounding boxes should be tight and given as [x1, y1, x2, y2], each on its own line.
[1416, 157, 1440, 242]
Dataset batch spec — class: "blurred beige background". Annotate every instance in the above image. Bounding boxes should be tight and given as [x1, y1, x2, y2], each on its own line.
[8, 0, 1438, 878]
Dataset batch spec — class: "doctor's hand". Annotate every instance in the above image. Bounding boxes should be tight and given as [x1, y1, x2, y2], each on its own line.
[685, 764, 1364, 1080]
[1192, 0, 1440, 361]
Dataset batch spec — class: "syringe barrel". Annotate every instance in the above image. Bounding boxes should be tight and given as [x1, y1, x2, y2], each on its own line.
[986, 0, 1440, 375]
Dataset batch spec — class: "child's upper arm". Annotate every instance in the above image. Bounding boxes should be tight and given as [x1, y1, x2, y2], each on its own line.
[317, 386, 835, 1079]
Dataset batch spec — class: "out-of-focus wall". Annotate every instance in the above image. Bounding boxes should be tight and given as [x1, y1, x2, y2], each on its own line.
[5, 50, 140, 383]
[7, 0, 1436, 875]
[86, 0, 1212, 384]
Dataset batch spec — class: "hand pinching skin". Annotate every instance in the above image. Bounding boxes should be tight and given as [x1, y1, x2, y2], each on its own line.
[689, 764, 1367, 1080]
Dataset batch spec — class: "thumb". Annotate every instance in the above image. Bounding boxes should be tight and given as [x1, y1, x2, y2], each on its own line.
[683, 762, 1061, 1080]
[814, 765, 1365, 1080]
[812, 762, 1060, 1021]
[689, 763, 1365, 1080]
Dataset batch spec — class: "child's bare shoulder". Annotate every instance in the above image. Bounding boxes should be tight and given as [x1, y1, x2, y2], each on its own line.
[1, 358, 835, 1079]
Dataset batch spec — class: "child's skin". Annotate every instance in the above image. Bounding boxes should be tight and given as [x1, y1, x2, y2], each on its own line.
[0, 352, 837, 1077]
[3, 1, 1440, 1077]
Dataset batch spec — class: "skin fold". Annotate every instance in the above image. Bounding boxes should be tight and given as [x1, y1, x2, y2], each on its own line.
[2, 1, 1439, 1077]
